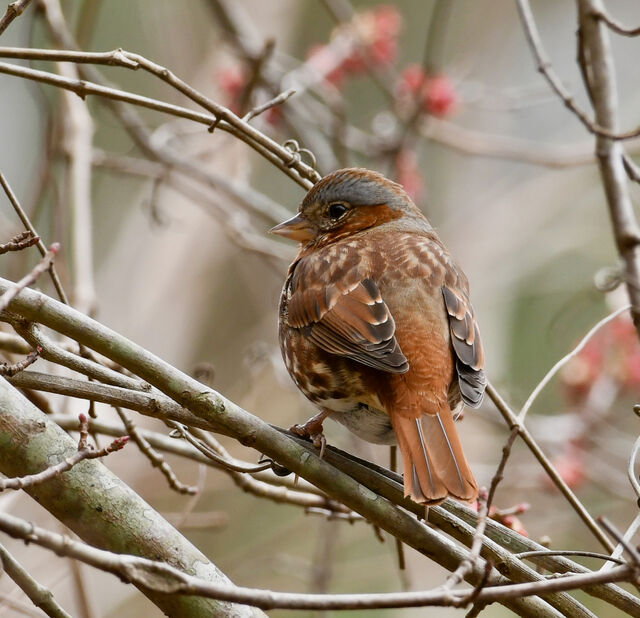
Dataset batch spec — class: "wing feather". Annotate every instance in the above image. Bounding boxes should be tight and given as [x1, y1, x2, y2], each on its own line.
[442, 286, 486, 408]
[286, 258, 409, 373]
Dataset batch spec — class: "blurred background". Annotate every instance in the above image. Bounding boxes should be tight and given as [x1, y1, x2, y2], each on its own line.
[1, 0, 640, 616]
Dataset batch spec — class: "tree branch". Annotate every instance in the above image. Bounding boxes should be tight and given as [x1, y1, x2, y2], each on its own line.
[0, 542, 71, 618]
[0, 277, 607, 617]
[0, 511, 634, 612]
[0, 376, 263, 617]
[0, 0, 33, 37]
[576, 0, 640, 336]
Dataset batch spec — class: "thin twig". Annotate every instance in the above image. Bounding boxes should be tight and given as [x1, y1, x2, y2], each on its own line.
[0, 542, 71, 618]
[169, 423, 354, 515]
[0, 346, 40, 376]
[0, 0, 33, 37]
[49, 412, 331, 499]
[593, 9, 640, 37]
[243, 88, 296, 122]
[0, 413, 128, 491]
[442, 490, 489, 592]
[0, 243, 59, 313]
[0, 511, 635, 611]
[486, 382, 615, 552]
[516, 550, 626, 565]
[443, 427, 519, 595]
[115, 407, 198, 495]
[169, 423, 273, 474]
[0, 172, 68, 303]
[9, 320, 149, 391]
[518, 304, 631, 421]
[515, 0, 640, 141]
[598, 517, 640, 567]
[601, 512, 640, 573]
[0, 28, 320, 188]
[0, 231, 39, 254]
[628, 434, 640, 501]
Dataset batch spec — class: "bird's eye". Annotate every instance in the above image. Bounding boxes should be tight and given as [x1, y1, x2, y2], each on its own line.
[327, 202, 348, 220]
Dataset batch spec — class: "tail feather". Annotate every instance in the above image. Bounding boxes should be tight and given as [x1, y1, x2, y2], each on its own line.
[392, 405, 477, 504]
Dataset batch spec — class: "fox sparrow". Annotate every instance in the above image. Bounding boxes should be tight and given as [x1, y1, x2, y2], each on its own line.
[271, 168, 485, 504]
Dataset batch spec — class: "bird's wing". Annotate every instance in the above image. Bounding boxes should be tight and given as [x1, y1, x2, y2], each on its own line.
[285, 253, 409, 374]
[441, 283, 486, 408]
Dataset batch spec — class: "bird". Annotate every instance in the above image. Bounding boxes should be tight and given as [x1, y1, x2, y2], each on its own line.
[271, 168, 485, 504]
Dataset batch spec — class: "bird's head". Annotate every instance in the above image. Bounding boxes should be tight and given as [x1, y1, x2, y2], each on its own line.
[270, 168, 429, 246]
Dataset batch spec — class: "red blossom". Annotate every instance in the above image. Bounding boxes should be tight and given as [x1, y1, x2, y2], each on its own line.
[354, 4, 401, 66]
[423, 74, 458, 117]
[396, 65, 458, 117]
[217, 66, 245, 99]
[216, 65, 246, 114]
[307, 5, 401, 87]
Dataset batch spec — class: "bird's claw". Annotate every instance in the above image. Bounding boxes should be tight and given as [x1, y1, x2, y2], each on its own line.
[290, 421, 327, 459]
[313, 433, 327, 459]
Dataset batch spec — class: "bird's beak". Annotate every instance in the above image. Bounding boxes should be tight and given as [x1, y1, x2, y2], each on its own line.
[269, 213, 315, 242]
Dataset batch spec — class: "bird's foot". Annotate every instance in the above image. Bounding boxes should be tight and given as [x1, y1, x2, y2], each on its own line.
[290, 412, 329, 458]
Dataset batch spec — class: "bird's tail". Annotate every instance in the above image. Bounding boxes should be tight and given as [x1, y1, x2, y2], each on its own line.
[392, 403, 477, 504]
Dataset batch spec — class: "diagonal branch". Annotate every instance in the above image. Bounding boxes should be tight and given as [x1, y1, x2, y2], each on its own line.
[0, 542, 71, 618]
[486, 382, 614, 552]
[0, 277, 604, 617]
[0, 0, 33, 37]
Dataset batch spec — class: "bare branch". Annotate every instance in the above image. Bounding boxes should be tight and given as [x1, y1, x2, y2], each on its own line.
[577, 0, 640, 335]
[0, 173, 68, 304]
[0, 278, 561, 617]
[0, 0, 33, 37]
[0, 231, 39, 254]
[0, 32, 319, 188]
[0, 346, 40, 376]
[0, 376, 258, 617]
[48, 412, 330, 498]
[58, 60, 96, 315]
[485, 382, 615, 552]
[515, 0, 640, 141]
[0, 511, 634, 611]
[516, 549, 626, 566]
[593, 9, 640, 37]
[0, 243, 59, 313]
[243, 88, 296, 122]
[9, 320, 149, 391]
[0, 542, 71, 618]
[114, 406, 198, 495]
[598, 517, 640, 567]
[0, 413, 128, 491]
